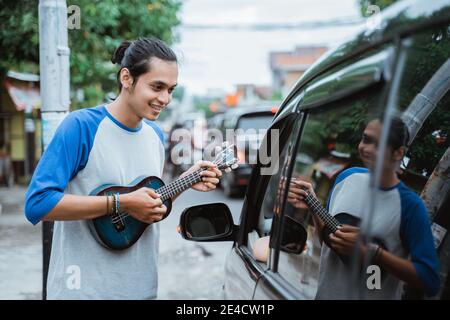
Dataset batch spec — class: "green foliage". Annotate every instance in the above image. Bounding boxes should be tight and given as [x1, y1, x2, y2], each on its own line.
[271, 91, 283, 101]
[194, 101, 215, 119]
[0, 0, 182, 108]
[0, 1, 40, 70]
[398, 26, 450, 176]
[356, 0, 450, 177]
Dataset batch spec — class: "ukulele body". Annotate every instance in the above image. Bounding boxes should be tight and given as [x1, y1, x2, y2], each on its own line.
[89, 175, 172, 250]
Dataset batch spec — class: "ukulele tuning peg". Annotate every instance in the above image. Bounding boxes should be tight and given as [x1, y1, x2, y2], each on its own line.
[231, 164, 239, 170]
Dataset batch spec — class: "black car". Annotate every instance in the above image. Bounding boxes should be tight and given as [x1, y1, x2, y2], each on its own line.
[179, 0, 450, 300]
[215, 103, 279, 197]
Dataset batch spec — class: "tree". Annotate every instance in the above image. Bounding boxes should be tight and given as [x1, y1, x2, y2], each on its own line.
[0, 0, 182, 108]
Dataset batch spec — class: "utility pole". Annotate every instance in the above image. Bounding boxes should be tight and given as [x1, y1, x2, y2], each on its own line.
[38, 0, 70, 300]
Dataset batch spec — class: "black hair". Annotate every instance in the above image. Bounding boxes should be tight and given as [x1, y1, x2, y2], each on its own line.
[387, 116, 410, 150]
[365, 115, 409, 150]
[111, 37, 177, 91]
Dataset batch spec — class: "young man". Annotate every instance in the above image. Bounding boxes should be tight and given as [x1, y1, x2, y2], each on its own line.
[292, 117, 440, 299]
[25, 37, 222, 299]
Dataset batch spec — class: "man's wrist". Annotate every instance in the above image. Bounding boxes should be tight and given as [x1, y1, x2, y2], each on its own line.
[120, 193, 130, 212]
[366, 242, 381, 265]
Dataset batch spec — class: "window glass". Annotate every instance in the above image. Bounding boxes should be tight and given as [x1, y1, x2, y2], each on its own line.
[236, 114, 274, 131]
[277, 88, 383, 299]
[388, 26, 450, 299]
[247, 114, 302, 266]
[397, 26, 450, 193]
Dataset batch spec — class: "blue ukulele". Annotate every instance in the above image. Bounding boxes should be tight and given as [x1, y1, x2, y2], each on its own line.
[88, 143, 238, 250]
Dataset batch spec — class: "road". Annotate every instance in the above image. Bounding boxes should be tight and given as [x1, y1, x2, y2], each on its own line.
[157, 180, 243, 300]
[0, 179, 244, 300]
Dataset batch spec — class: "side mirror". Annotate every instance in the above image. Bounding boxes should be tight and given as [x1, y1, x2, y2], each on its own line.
[270, 215, 307, 255]
[178, 203, 237, 242]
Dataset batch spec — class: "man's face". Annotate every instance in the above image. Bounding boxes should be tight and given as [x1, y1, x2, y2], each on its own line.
[358, 119, 398, 172]
[128, 57, 178, 120]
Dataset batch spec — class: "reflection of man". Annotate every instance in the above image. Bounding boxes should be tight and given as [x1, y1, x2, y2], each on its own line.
[291, 117, 440, 299]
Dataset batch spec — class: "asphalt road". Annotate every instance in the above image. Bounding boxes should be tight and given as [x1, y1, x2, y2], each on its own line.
[157, 183, 243, 300]
[0, 180, 244, 300]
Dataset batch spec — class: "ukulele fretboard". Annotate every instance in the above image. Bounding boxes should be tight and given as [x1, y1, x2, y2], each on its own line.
[304, 192, 340, 232]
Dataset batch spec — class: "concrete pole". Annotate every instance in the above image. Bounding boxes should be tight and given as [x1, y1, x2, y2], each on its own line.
[38, 0, 70, 300]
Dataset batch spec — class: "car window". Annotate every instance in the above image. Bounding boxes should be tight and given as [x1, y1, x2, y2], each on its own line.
[277, 87, 384, 299]
[271, 25, 450, 300]
[236, 114, 274, 131]
[396, 26, 450, 193]
[400, 94, 449, 193]
[247, 113, 303, 266]
[385, 25, 450, 299]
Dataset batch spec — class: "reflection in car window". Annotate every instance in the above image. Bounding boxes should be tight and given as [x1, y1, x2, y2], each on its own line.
[397, 26, 450, 192]
[394, 26, 450, 299]
[249, 116, 302, 265]
[400, 93, 450, 192]
[279, 89, 384, 299]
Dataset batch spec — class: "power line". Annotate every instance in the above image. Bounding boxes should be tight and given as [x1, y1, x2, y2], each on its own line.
[180, 16, 365, 31]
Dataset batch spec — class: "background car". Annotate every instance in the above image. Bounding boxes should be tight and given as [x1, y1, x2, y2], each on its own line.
[213, 102, 279, 197]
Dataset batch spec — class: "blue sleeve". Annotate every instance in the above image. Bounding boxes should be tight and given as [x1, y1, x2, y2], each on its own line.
[24, 110, 102, 225]
[400, 190, 441, 296]
[326, 167, 368, 210]
[144, 120, 165, 145]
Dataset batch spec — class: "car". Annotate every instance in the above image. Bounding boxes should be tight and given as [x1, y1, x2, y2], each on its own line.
[211, 102, 280, 197]
[178, 0, 450, 300]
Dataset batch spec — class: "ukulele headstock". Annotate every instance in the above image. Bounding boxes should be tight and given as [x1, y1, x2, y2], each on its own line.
[213, 142, 239, 172]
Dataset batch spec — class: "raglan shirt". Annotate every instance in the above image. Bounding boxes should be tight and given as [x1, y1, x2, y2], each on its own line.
[25, 105, 165, 299]
[315, 167, 440, 300]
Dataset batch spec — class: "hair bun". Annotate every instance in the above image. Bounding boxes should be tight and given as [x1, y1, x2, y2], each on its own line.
[111, 40, 132, 65]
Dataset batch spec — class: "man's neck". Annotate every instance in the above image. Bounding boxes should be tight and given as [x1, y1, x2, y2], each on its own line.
[379, 169, 400, 189]
[106, 95, 142, 129]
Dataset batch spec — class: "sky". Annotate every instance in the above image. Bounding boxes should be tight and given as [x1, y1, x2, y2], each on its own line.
[173, 0, 364, 95]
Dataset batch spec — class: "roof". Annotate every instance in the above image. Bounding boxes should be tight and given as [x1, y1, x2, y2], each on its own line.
[270, 47, 328, 72]
[225, 101, 281, 117]
[3, 71, 41, 111]
[6, 71, 40, 82]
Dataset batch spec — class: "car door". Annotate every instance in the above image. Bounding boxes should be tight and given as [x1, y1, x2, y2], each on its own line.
[252, 46, 395, 299]
[371, 23, 450, 299]
[223, 94, 303, 299]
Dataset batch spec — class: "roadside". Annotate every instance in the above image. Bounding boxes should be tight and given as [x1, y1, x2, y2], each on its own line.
[0, 185, 42, 300]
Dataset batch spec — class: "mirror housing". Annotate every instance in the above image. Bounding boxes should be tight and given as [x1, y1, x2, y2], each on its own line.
[178, 203, 238, 242]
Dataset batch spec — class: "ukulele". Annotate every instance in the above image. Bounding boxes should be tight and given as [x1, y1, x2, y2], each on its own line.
[88, 143, 238, 250]
[301, 188, 386, 265]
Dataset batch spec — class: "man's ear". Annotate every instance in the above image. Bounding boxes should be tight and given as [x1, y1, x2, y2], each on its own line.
[119, 68, 134, 89]
[393, 146, 406, 162]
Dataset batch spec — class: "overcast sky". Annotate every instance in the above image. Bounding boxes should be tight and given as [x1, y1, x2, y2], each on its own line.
[172, 0, 364, 95]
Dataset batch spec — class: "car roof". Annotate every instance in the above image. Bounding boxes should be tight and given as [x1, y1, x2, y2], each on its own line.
[223, 101, 281, 118]
[280, 0, 450, 107]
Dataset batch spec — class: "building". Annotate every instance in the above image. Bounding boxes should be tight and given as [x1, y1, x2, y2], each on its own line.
[0, 71, 41, 185]
[270, 46, 328, 97]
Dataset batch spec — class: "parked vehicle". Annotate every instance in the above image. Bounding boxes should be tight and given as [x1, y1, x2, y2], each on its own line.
[213, 103, 279, 197]
[178, 0, 450, 300]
